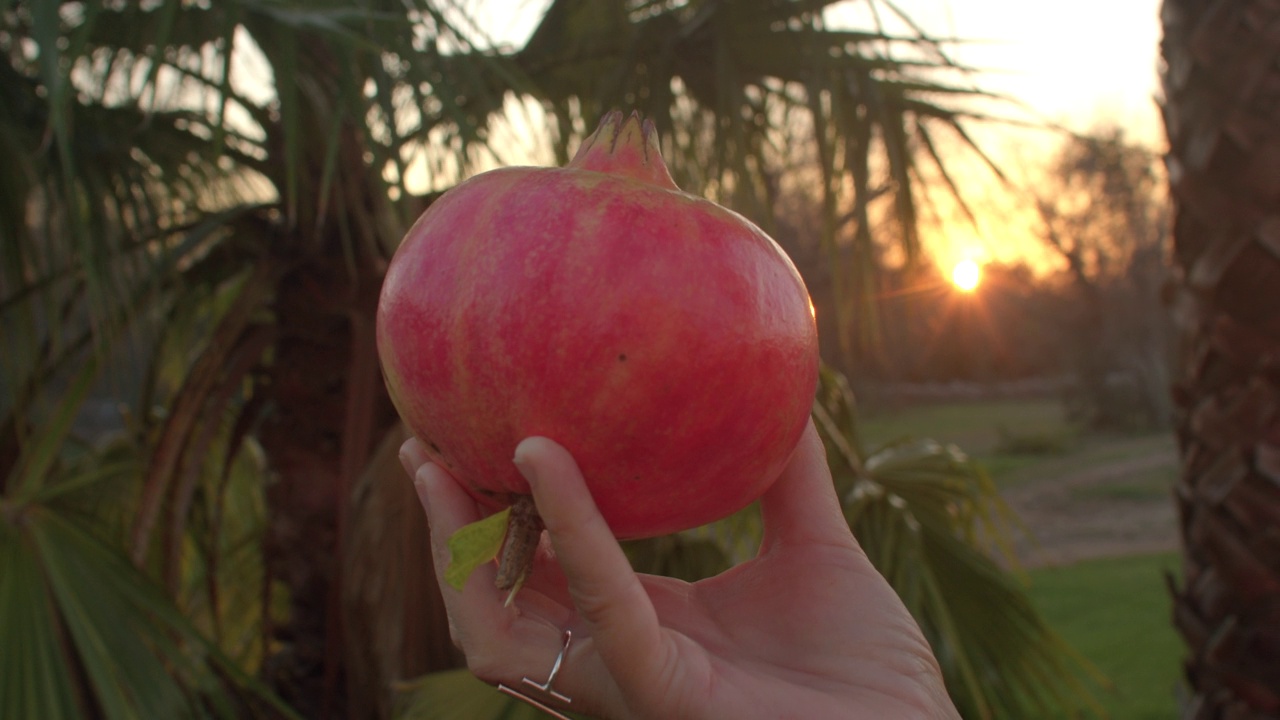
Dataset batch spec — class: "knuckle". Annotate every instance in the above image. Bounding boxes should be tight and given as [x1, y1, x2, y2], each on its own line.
[570, 573, 639, 628]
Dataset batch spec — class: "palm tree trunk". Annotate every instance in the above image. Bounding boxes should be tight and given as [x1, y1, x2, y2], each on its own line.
[256, 256, 395, 716]
[252, 115, 459, 715]
[1161, 1, 1280, 717]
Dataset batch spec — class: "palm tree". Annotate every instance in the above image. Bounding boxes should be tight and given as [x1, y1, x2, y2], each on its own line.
[1160, 1, 1280, 716]
[3, 1, 1095, 717]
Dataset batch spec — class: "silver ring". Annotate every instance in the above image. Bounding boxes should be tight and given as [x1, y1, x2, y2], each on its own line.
[497, 630, 573, 718]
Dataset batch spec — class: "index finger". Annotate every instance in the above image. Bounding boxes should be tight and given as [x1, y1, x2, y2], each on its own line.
[514, 437, 674, 697]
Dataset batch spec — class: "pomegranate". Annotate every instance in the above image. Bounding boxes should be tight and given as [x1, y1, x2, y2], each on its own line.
[377, 111, 818, 584]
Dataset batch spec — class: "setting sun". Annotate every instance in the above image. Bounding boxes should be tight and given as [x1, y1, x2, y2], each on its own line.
[951, 259, 983, 292]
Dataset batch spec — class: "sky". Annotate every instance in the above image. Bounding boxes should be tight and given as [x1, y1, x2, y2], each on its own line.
[887, 0, 1165, 145]
[831, 0, 1168, 272]
[470, 0, 1165, 141]
[464, 0, 1168, 272]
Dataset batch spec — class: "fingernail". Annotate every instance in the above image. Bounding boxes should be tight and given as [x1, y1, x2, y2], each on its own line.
[412, 468, 431, 513]
[400, 438, 429, 479]
[512, 439, 539, 488]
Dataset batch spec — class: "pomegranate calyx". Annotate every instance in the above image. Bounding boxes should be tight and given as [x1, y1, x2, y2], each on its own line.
[568, 110, 680, 191]
[495, 494, 543, 601]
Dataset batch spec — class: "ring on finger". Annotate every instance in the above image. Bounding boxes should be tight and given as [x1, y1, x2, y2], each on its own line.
[498, 630, 574, 718]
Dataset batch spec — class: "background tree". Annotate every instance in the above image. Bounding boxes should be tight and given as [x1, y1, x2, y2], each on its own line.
[1032, 127, 1176, 430]
[1160, 0, 1280, 717]
[3, 1, 1097, 717]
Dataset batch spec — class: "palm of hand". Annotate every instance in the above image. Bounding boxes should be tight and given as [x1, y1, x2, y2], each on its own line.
[517, 529, 951, 719]
[407, 422, 958, 720]
[655, 545, 948, 719]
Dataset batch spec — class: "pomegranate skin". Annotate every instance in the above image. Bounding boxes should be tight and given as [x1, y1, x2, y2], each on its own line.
[377, 112, 819, 539]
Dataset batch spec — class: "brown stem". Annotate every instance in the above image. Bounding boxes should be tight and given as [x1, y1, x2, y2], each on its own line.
[496, 495, 543, 593]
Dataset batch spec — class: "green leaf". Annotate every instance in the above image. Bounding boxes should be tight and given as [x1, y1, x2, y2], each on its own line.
[0, 505, 292, 719]
[0, 520, 81, 720]
[445, 508, 511, 591]
[9, 351, 101, 500]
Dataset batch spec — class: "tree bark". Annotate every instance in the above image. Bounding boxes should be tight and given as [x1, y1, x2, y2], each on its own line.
[1161, 0, 1280, 717]
[256, 257, 397, 716]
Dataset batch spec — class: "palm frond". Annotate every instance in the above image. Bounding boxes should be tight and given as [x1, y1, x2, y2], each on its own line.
[129, 259, 277, 567]
[0, 504, 291, 719]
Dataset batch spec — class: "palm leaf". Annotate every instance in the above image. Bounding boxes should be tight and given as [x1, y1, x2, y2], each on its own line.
[0, 522, 82, 719]
[0, 504, 292, 719]
[129, 260, 277, 566]
[6, 351, 100, 500]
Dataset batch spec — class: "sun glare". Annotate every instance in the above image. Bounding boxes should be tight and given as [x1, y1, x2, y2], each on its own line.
[951, 259, 982, 292]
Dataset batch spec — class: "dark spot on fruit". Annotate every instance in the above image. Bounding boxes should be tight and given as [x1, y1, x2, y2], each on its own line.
[618, 353, 628, 362]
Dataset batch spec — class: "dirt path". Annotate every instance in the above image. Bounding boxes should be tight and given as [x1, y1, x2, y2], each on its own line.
[1001, 446, 1181, 568]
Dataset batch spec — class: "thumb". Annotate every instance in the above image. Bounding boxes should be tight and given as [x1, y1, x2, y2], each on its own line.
[514, 437, 669, 692]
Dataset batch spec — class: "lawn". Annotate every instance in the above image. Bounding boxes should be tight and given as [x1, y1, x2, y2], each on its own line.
[858, 397, 1175, 490]
[859, 397, 1074, 457]
[1027, 552, 1184, 719]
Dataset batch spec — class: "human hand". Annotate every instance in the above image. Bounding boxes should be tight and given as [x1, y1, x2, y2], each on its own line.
[400, 420, 960, 720]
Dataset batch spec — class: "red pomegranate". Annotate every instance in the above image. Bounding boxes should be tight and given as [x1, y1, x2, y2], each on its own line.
[377, 110, 819, 555]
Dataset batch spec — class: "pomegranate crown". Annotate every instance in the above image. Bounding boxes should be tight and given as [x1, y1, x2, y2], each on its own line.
[568, 110, 680, 191]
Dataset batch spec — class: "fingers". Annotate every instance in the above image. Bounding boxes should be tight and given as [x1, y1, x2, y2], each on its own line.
[399, 437, 430, 481]
[398, 437, 570, 616]
[406, 452, 587, 691]
[759, 419, 858, 554]
[400, 435, 672, 714]
[515, 437, 672, 695]
[400, 439, 532, 637]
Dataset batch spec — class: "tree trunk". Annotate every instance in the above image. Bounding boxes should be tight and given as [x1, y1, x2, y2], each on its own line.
[252, 114, 460, 714]
[256, 256, 397, 717]
[1161, 0, 1280, 717]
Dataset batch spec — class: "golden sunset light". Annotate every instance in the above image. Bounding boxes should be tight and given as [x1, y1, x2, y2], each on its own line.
[951, 258, 983, 292]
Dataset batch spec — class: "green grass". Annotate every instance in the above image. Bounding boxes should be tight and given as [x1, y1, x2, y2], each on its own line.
[1069, 462, 1177, 502]
[859, 398, 1073, 456]
[859, 398, 1080, 488]
[999, 433, 1176, 491]
[859, 398, 1175, 490]
[1027, 552, 1184, 719]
